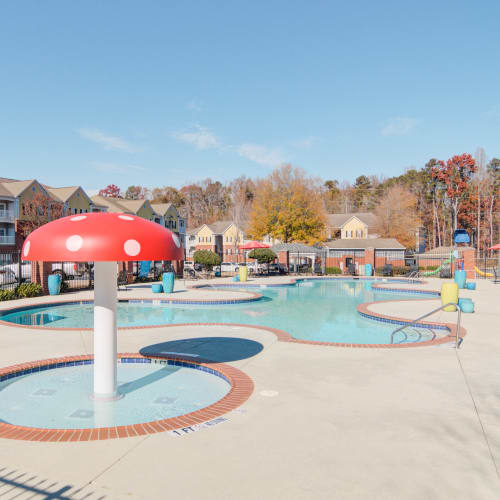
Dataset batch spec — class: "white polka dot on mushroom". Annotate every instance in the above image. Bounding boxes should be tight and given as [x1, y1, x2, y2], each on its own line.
[172, 233, 180, 248]
[124, 239, 141, 256]
[23, 240, 30, 257]
[70, 215, 87, 221]
[66, 235, 83, 252]
[118, 215, 134, 221]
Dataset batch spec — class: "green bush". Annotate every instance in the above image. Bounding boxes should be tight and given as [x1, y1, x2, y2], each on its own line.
[0, 289, 16, 301]
[15, 282, 43, 298]
[426, 265, 439, 271]
[194, 249, 221, 271]
[248, 248, 277, 264]
[325, 267, 342, 275]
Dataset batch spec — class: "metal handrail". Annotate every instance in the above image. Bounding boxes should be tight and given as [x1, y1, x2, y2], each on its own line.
[391, 302, 462, 348]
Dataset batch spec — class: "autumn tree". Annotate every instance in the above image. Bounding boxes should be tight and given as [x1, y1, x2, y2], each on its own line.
[322, 180, 341, 212]
[98, 184, 122, 198]
[248, 165, 327, 244]
[374, 185, 418, 248]
[20, 193, 64, 237]
[432, 154, 477, 232]
[151, 186, 184, 207]
[124, 185, 148, 200]
[228, 176, 255, 231]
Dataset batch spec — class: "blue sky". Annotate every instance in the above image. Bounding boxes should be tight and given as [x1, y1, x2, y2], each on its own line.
[1, 0, 499, 194]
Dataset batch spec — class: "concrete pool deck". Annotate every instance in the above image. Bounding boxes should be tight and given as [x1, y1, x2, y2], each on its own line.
[0, 276, 499, 499]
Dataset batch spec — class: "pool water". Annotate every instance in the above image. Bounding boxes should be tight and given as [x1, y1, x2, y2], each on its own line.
[0, 280, 441, 344]
[0, 362, 230, 429]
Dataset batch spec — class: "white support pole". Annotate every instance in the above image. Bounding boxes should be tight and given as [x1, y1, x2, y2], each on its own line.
[93, 261, 118, 400]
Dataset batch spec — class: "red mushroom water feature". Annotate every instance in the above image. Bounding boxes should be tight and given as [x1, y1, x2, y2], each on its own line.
[22, 213, 183, 401]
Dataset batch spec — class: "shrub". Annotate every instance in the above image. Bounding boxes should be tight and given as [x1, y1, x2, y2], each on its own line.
[15, 282, 43, 298]
[247, 248, 277, 264]
[426, 265, 439, 271]
[0, 289, 16, 301]
[325, 267, 342, 275]
[194, 250, 221, 271]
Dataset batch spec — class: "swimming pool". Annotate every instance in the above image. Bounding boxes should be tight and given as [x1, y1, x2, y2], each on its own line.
[0, 359, 230, 429]
[0, 279, 444, 345]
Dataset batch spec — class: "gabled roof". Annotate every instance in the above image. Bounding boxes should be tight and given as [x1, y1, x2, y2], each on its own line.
[45, 186, 92, 204]
[90, 195, 156, 215]
[207, 220, 236, 234]
[327, 212, 378, 229]
[0, 179, 38, 197]
[0, 183, 15, 198]
[151, 203, 177, 216]
[325, 238, 405, 250]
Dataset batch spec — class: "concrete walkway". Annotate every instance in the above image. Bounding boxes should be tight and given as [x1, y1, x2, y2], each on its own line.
[0, 277, 499, 499]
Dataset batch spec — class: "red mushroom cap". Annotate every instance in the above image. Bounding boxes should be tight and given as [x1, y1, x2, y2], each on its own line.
[21, 213, 184, 262]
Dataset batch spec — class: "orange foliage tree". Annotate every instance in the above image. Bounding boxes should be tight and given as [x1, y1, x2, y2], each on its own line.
[248, 165, 327, 244]
[374, 185, 419, 248]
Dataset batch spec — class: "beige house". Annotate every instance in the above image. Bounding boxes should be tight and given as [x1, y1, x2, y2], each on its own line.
[327, 213, 378, 240]
[0, 179, 63, 250]
[45, 186, 94, 215]
[90, 196, 158, 222]
[187, 221, 245, 263]
[151, 203, 186, 249]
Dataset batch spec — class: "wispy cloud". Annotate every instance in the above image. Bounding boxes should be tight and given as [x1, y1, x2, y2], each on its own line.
[292, 136, 317, 149]
[483, 105, 500, 119]
[237, 144, 286, 167]
[91, 162, 147, 174]
[172, 124, 288, 167]
[381, 117, 419, 136]
[172, 125, 219, 150]
[186, 99, 202, 112]
[78, 128, 138, 152]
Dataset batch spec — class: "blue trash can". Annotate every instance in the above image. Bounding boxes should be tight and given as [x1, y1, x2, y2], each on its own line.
[48, 274, 62, 295]
[364, 264, 373, 276]
[454, 270, 467, 289]
[162, 272, 175, 293]
[152, 283, 163, 293]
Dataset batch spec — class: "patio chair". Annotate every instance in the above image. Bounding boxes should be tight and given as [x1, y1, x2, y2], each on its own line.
[493, 269, 500, 284]
[382, 264, 393, 277]
[117, 270, 129, 290]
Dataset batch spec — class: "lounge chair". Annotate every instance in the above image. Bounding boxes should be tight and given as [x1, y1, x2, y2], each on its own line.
[382, 264, 393, 277]
[117, 270, 129, 290]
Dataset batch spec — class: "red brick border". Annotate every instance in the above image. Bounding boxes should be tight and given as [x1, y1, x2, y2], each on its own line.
[0, 353, 253, 442]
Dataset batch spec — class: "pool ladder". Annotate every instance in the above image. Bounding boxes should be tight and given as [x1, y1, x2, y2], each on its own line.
[391, 303, 462, 348]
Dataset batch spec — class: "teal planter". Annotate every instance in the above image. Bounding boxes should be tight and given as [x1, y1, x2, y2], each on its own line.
[454, 270, 467, 289]
[162, 272, 175, 294]
[151, 283, 163, 293]
[48, 274, 62, 295]
[459, 300, 474, 313]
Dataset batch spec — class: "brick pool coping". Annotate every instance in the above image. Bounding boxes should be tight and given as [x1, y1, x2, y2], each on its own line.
[0, 353, 254, 442]
[0, 277, 465, 348]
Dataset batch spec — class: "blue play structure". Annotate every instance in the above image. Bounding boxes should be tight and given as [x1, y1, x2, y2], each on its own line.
[453, 229, 470, 244]
[139, 261, 151, 278]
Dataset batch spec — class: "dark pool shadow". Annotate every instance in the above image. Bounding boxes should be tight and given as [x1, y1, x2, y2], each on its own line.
[118, 365, 180, 395]
[139, 337, 264, 363]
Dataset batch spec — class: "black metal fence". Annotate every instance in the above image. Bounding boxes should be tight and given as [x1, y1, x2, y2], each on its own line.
[474, 255, 498, 279]
[0, 250, 24, 291]
[0, 250, 94, 292]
